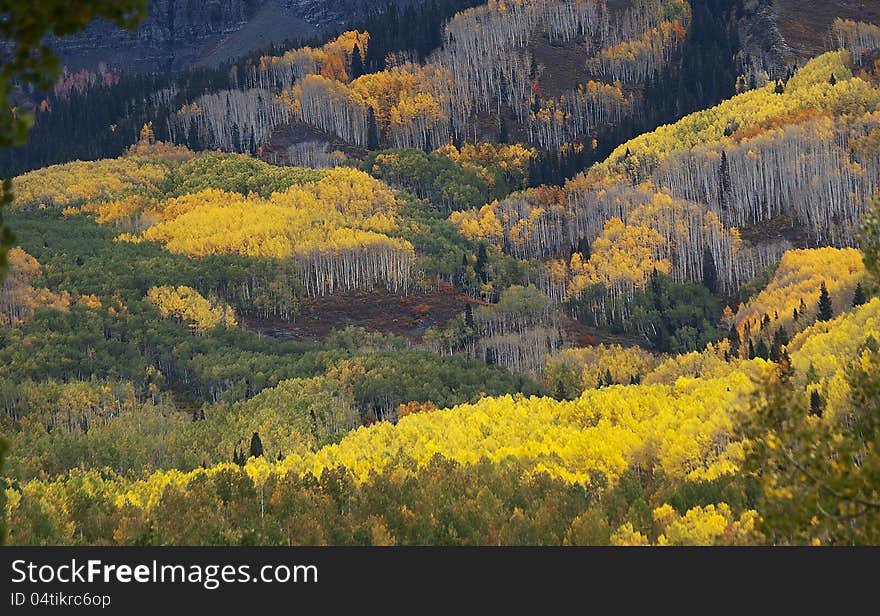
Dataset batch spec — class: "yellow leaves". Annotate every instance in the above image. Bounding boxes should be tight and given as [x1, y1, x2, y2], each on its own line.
[143, 199, 296, 259]
[596, 19, 687, 73]
[602, 50, 877, 175]
[438, 143, 534, 185]
[245, 455, 274, 487]
[128, 169, 407, 263]
[270, 30, 369, 84]
[1, 248, 73, 327]
[788, 298, 880, 419]
[653, 503, 761, 546]
[99, 170, 416, 296]
[303, 167, 398, 217]
[67, 194, 156, 231]
[609, 523, 649, 546]
[273, 368, 758, 487]
[546, 344, 659, 392]
[390, 92, 442, 126]
[77, 294, 102, 309]
[569, 218, 671, 297]
[113, 233, 145, 244]
[12, 158, 168, 210]
[124, 139, 195, 163]
[735, 247, 865, 341]
[350, 63, 453, 128]
[450, 204, 505, 243]
[5, 246, 41, 279]
[146, 286, 237, 334]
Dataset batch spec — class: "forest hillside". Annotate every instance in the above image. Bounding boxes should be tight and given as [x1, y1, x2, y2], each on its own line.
[2, 1, 880, 546]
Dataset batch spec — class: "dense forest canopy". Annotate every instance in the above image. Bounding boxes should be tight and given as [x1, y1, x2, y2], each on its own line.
[2, 1, 880, 546]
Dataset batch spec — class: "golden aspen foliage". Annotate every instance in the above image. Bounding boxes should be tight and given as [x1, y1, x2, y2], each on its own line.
[603, 51, 879, 176]
[12, 158, 168, 209]
[124, 136, 196, 163]
[65, 194, 158, 231]
[436, 143, 534, 191]
[546, 344, 660, 392]
[567, 218, 672, 299]
[450, 204, 505, 244]
[643, 341, 769, 386]
[116, 168, 417, 296]
[609, 523, 650, 546]
[734, 248, 865, 341]
[146, 286, 237, 334]
[256, 30, 369, 87]
[0, 247, 72, 327]
[787, 298, 880, 420]
[273, 367, 759, 486]
[833, 18, 880, 65]
[652, 503, 761, 546]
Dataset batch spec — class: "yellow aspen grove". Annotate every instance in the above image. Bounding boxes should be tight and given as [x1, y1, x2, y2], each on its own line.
[146, 286, 238, 334]
[0, 248, 72, 327]
[11, 364, 759, 510]
[602, 51, 880, 178]
[591, 19, 687, 83]
[129, 169, 416, 298]
[227, 0, 690, 151]
[652, 503, 761, 545]
[832, 19, 880, 66]
[560, 218, 670, 320]
[12, 158, 168, 209]
[734, 248, 865, 343]
[449, 50, 880, 322]
[247, 31, 371, 90]
[10, 0, 880, 550]
[786, 298, 880, 420]
[546, 344, 660, 392]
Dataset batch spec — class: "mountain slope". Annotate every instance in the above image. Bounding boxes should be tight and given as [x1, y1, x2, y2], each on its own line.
[775, 0, 880, 61]
[51, 0, 407, 73]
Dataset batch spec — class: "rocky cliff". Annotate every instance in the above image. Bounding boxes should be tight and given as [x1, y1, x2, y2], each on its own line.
[51, 0, 394, 73]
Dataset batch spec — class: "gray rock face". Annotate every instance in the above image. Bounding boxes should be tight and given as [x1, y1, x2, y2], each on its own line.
[51, 0, 388, 73]
[737, 0, 791, 79]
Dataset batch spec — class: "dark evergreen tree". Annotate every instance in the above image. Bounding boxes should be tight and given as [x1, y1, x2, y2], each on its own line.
[727, 325, 741, 358]
[475, 242, 489, 283]
[187, 118, 200, 149]
[484, 347, 495, 365]
[571, 236, 591, 260]
[770, 326, 789, 362]
[250, 432, 264, 459]
[554, 379, 567, 401]
[817, 282, 834, 321]
[852, 282, 867, 308]
[810, 389, 824, 417]
[350, 43, 365, 80]
[230, 122, 241, 152]
[366, 107, 380, 150]
[702, 246, 718, 293]
[755, 338, 770, 360]
[464, 303, 474, 329]
[718, 150, 732, 211]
